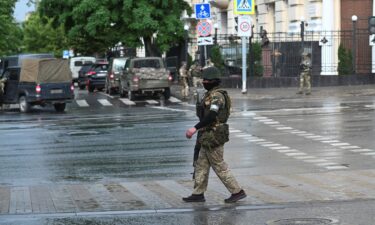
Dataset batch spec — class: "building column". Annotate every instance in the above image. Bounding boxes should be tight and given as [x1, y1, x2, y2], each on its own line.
[320, 0, 338, 75]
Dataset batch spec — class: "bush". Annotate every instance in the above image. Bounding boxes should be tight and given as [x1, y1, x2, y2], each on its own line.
[338, 43, 353, 75]
[210, 45, 225, 70]
[247, 42, 263, 77]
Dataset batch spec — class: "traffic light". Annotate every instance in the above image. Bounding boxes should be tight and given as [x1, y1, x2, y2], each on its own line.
[234, 17, 238, 32]
[369, 16, 375, 34]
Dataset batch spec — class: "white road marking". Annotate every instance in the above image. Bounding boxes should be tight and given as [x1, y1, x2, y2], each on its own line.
[76, 100, 89, 107]
[98, 99, 112, 106]
[120, 98, 136, 105]
[168, 97, 181, 103]
[146, 100, 159, 105]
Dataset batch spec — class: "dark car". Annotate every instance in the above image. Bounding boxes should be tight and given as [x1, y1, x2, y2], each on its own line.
[86, 62, 109, 92]
[77, 64, 93, 90]
[105, 57, 127, 95]
[0, 55, 74, 113]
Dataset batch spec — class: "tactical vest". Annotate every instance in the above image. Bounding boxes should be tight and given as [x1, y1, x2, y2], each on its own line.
[201, 88, 231, 125]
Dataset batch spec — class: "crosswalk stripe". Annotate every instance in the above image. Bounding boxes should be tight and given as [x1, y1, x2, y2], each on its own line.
[98, 99, 112, 106]
[145, 100, 158, 105]
[168, 97, 181, 103]
[120, 98, 136, 105]
[76, 100, 89, 107]
[120, 182, 171, 209]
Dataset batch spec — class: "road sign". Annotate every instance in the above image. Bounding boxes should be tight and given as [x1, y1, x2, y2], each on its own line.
[195, 3, 211, 19]
[63, 50, 69, 59]
[237, 15, 252, 37]
[234, 0, 255, 15]
[197, 36, 213, 46]
[197, 20, 212, 37]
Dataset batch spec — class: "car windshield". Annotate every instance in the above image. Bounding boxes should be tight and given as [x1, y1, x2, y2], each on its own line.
[133, 59, 160, 69]
[94, 64, 108, 72]
[113, 59, 126, 72]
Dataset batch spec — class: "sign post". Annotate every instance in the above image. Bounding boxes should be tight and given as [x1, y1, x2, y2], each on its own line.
[234, 0, 255, 94]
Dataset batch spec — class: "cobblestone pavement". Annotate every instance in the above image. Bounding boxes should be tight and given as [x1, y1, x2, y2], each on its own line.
[1, 169, 375, 216]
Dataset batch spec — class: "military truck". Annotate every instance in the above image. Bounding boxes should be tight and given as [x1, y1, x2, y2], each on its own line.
[0, 57, 74, 113]
[119, 57, 172, 100]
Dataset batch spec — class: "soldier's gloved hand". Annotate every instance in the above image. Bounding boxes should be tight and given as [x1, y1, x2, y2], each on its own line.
[186, 127, 197, 139]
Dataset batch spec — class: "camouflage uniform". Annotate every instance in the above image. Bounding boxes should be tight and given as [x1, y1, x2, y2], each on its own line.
[188, 62, 202, 88]
[0, 77, 6, 96]
[192, 87, 242, 195]
[297, 53, 312, 95]
[179, 63, 189, 98]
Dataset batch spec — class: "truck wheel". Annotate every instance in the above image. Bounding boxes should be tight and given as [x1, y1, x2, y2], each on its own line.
[163, 87, 171, 100]
[19, 96, 30, 113]
[54, 103, 66, 112]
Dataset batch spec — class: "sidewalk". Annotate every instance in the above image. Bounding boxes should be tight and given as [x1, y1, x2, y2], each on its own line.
[171, 84, 375, 101]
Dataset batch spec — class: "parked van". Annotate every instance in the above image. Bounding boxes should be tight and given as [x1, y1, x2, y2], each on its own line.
[0, 54, 74, 113]
[69, 56, 96, 82]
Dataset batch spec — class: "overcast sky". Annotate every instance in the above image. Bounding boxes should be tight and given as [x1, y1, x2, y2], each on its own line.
[14, 0, 35, 22]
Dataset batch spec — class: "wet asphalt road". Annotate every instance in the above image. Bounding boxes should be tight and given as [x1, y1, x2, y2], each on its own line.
[2, 87, 375, 224]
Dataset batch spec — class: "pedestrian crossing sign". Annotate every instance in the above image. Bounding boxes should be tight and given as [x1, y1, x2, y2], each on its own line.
[234, 0, 255, 15]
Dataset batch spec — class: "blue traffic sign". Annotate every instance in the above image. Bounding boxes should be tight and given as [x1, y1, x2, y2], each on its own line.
[195, 3, 211, 19]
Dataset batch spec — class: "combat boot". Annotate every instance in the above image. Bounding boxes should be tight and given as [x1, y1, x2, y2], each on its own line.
[224, 190, 246, 203]
[182, 194, 205, 202]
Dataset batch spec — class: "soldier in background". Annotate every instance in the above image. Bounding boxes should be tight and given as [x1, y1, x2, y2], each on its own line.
[0, 77, 7, 97]
[188, 60, 202, 88]
[183, 66, 246, 203]
[179, 61, 189, 99]
[297, 51, 312, 95]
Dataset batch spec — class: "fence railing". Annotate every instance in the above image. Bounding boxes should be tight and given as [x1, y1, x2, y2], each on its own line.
[190, 28, 373, 77]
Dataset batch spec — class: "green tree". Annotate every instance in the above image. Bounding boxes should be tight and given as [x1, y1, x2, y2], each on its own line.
[0, 0, 23, 56]
[210, 45, 225, 71]
[39, 0, 192, 56]
[338, 43, 353, 75]
[23, 13, 69, 57]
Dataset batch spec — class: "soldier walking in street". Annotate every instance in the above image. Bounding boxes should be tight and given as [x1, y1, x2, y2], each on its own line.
[183, 66, 246, 203]
[188, 60, 203, 88]
[297, 51, 312, 95]
[179, 61, 189, 99]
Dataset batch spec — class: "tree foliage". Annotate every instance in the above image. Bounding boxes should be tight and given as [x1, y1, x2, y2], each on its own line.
[338, 43, 353, 75]
[39, 0, 192, 56]
[23, 13, 69, 57]
[0, 0, 23, 56]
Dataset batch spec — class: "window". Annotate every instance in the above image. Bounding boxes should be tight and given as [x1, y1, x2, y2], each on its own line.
[74, 61, 83, 66]
[9, 69, 19, 81]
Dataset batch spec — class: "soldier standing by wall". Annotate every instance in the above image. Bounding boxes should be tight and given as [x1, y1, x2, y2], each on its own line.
[188, 60, 203, 88]
[297, 51, 312, 95]
[179, 61, 189, 99]
[183, 66, 246, 203]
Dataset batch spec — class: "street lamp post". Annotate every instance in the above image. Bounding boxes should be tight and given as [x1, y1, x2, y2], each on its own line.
[352, 15, 358, 74]
[300, 17, 305, 51]
[184, 24, 189, 63]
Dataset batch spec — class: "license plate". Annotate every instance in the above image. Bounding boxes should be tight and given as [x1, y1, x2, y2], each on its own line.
[51, 89, 63, 94]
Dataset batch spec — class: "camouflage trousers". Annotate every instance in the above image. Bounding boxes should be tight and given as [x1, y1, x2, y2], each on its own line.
[192, 145, 242, 195]
[181, 77, 189, 98]
[298, 72, 311, 94]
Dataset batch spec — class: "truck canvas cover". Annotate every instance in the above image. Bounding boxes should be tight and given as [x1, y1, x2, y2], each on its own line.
[20, 58, 72, 83]
[131, 58, 168, 80]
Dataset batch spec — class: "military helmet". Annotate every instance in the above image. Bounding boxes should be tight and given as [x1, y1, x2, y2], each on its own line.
[202, 66, 221, 80]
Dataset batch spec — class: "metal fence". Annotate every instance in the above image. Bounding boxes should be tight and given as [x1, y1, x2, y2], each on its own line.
[191, 28, 373, 78]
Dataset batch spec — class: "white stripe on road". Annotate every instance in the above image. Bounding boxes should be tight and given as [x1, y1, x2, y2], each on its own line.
[168, 97, 182, 103]
[146, 100, 159, 105]
[76, 100, 89, 107]
[120, 98, 136, 105]
[98, 99, 112, 106]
